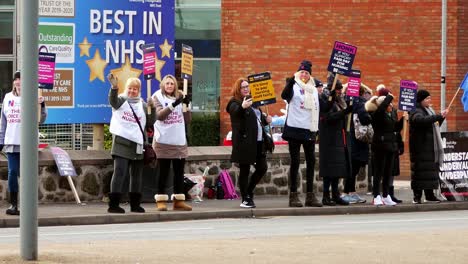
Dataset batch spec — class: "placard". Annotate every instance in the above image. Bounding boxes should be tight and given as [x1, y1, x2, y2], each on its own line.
[248, 72, 276, 107]
[50, 146, 77, 177]
[398, 80, 418, 111]
[181, 44, 193, 80]
[142, 43, 156, 80]
[439, 132, 468, 201]
[327, 41, 357, 76]
[38, 52, 56, 90]
[346, 69, 361, 97]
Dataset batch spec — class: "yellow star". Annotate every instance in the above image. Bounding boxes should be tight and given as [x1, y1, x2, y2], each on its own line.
[154, 53, 166, 82]
[78, 37, 92, 57]
[110, 55, 142, 94]
[159, 39, 172, 58]
[85, 49, 108, 82]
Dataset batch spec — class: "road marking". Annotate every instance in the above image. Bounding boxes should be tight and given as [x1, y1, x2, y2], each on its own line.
[332, 217, 468, 225]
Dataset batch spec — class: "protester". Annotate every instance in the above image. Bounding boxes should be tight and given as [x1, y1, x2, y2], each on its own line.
[281, 60, 322, 207]
[365, 88, 402, 206]
[409, 89, 448, 203]
[152, 74, 192, 211]
[0, 71, 47, 215]
[319, 75, 352, 206]
[107, 74, 154, 214]
[226, 77, 272, 208]
[342, 83, 372, 204]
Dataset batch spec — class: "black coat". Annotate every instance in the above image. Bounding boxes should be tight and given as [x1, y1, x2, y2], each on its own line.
[370, 95, 400, 153]
[226, 98, 266, 164]
[318, 91, 352, 179]
[350, 96, 372, 162]
[409, 104, 445, 190]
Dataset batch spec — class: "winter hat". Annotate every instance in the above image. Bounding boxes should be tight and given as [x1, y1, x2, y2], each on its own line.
[13, 70, 20, 81]
[417, 89, 430, 103]
[365, 96, 379, 112]
[297, 60, 312, 74]
[376, 84, 386, 92]
[377, 87, 390, 96]
[314, 78, 323, 87]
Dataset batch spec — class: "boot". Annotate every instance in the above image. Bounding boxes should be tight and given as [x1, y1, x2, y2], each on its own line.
[289, 192, 303, 207]
[6, 192, 20, 216]
[322, 192, 336, 206]
[172, 194, 192, 211]
[305, 192, 323, 207]
[129, 192, 145, 213]
[424, 189, 442, 203]
[154, 194, 169, 211]
[107, 192, 125, 214]
[333, 192, 349, 206]
[389, 186, 402, 204]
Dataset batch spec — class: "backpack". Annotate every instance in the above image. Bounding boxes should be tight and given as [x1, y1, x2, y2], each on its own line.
[353, 113, 374, 143]
[218, 169, 239, 200]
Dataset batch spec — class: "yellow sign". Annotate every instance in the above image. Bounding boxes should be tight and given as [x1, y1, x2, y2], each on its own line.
[248, 72, 276, 107]
[181, 44, 193, 79]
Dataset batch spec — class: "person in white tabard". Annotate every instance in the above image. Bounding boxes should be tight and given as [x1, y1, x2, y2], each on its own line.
[152, 74, 192, 211]
[0, 70, 47, 215]
[107, 74, 155, 214]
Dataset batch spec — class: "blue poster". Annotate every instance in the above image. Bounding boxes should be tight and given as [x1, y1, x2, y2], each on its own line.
[38, 0, 175, 124]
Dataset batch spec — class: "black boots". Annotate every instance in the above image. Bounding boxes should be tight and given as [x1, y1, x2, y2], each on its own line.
[322, 192, 336, 206]
[129, 192, 145, 213]
[332, 192, 349, 206]
[108, 192, 125, 214]
[6, 192, 19, 215]
[389, 186, 402, 204]
[305, 192, 323, 207]
[289, 192, 303, 207]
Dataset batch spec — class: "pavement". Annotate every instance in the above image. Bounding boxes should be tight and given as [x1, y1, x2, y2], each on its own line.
[1, 180, 468, 228]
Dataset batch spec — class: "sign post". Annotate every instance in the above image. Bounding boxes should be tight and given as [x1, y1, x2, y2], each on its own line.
[181, 44, 193, 113]
[327, 41, 358, 100]
[50, 147, 81, 204]
[398, 80, 418, 142]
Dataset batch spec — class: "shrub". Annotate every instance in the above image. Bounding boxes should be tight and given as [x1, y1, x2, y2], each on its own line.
[189, 112, 220, 146]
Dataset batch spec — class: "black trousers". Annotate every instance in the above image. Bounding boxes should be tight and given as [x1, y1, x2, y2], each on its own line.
[344, 159, 367, 193]
[323, 177, 339, 196]
[372, 149, 395, 197]
[238, 141, 267, 199]
[288, 138, 315, 193]
[158, 158, 185, 194]
[110, 156, 143, 193]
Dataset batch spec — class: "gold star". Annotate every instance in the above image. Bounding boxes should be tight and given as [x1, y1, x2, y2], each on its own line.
[78, 37, 92, 57]
[110, 55, 142, 94]
[85, 49, 108, 82]
[159, 39, 172, 58]
[154, 53, 166, 82]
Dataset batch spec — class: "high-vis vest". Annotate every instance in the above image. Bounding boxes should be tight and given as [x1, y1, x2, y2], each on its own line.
[153, 90, 186, 146]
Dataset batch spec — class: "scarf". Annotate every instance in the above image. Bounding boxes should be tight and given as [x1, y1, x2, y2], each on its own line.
[426, 107, 444, 164]
[294, 73, 319, 131]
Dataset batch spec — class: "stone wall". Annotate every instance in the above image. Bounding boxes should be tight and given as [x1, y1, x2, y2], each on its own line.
[0, 146, 368, 202]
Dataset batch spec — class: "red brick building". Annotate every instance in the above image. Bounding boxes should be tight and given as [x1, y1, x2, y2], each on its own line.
[220, 1, 468, 178]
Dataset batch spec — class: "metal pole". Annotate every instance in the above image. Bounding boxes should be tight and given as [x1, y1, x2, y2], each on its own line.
[20, 0, 38, 260]
[441, 0, 447, 132]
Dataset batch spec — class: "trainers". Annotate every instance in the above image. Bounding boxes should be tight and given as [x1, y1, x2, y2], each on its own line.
[382, 195, 397, 206]
[372, 195, 384, 206]
[341, 194, 358, 204]
[350, 193, 366, 203]
[412, 197, 422, 204]
[240, 196, 256, 208]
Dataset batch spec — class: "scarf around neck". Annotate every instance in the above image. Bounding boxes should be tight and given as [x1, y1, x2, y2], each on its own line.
[426, 107, 444, 164]
[293, 72, 319, 131]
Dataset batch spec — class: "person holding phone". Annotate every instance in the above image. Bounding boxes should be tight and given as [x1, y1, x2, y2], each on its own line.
[226, 77, 272, 208]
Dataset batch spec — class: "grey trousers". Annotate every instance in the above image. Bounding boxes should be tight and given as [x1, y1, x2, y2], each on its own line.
[110, 156, 144, 193]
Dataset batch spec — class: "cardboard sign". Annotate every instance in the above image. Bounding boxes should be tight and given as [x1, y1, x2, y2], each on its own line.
[181, 44, 193, 80]
[346, 69, 361, 97]
[248, 72, 276, 107]
[398, 80, 418, 111]
[50, 147, 77, 176]
[142, 43, 156, 80]
[327, 41, 357, 76]
[38, 52, 56, 89]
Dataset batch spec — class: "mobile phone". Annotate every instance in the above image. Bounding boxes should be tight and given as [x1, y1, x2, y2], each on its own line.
[245, 95, 252, 100]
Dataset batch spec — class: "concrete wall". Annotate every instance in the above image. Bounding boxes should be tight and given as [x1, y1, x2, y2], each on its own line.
[0, 146, 368, 202]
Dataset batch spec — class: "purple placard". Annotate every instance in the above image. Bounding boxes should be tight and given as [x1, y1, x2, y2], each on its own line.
[346, 69, 361, 97]
[38, 52, 56, 89]
[327, 41, 358, 76]
[50, 146, 77, 177]
[398, 80, 418, 111]
[142, 43, 156, 80]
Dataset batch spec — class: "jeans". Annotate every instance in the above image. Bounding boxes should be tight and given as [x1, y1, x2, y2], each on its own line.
[7, 153, 20, 192]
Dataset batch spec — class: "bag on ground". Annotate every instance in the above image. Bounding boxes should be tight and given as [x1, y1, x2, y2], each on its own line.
[218, 169, 239, 200]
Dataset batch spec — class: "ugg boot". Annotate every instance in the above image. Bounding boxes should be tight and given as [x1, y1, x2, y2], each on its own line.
[154, 194, 169, 211]
[107, 192, 125, 214]
[289, 192, 303, 207]
[172, 194, 192, 211]
[6, 192, 20, 216]
[305, 192, 323, 207]
[322, 192, 336, 206]
[129, 192, 145, 213]
[389, 186, 402, 203]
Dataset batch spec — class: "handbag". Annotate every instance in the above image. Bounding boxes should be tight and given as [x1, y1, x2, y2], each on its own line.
[128, 102, 157, 165]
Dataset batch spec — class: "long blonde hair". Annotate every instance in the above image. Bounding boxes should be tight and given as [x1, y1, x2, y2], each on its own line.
[123, 77, 141, 97]
[159, 74, 180, 98]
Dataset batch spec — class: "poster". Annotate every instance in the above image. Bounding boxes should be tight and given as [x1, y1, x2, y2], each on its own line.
[398, 80, 418, 111]
[439, 132, 468, 201]
[327, 41, 357, 76]
[248, 72, 276, 107]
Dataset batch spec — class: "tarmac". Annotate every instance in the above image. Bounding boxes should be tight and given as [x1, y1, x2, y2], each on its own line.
[1, 180, 468, 228]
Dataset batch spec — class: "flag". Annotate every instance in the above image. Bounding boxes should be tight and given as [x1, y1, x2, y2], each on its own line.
[461, 73, 468, 112]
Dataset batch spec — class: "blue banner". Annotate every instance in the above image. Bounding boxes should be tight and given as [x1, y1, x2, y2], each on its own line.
[39, 0, 175, 124]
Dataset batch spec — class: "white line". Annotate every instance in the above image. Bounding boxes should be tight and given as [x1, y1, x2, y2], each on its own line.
[332, 217, 468, 225]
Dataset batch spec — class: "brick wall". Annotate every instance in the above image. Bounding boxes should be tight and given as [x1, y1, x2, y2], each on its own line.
[221, 1, 468, 178]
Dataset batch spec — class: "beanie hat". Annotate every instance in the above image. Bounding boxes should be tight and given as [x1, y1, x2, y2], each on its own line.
[417, 89, 430, 103]
[377, 88, 390, 96]
[13, 70, 20, 81]
[297, 60, 312, 74]
[314, 78, 323, 87]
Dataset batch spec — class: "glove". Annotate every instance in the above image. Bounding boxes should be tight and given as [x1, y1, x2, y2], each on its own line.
[172, 96, 183, 108]
[107, 73, 118, 89]
[0, 144, 4, 152]
[182, 94, 191, 106]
